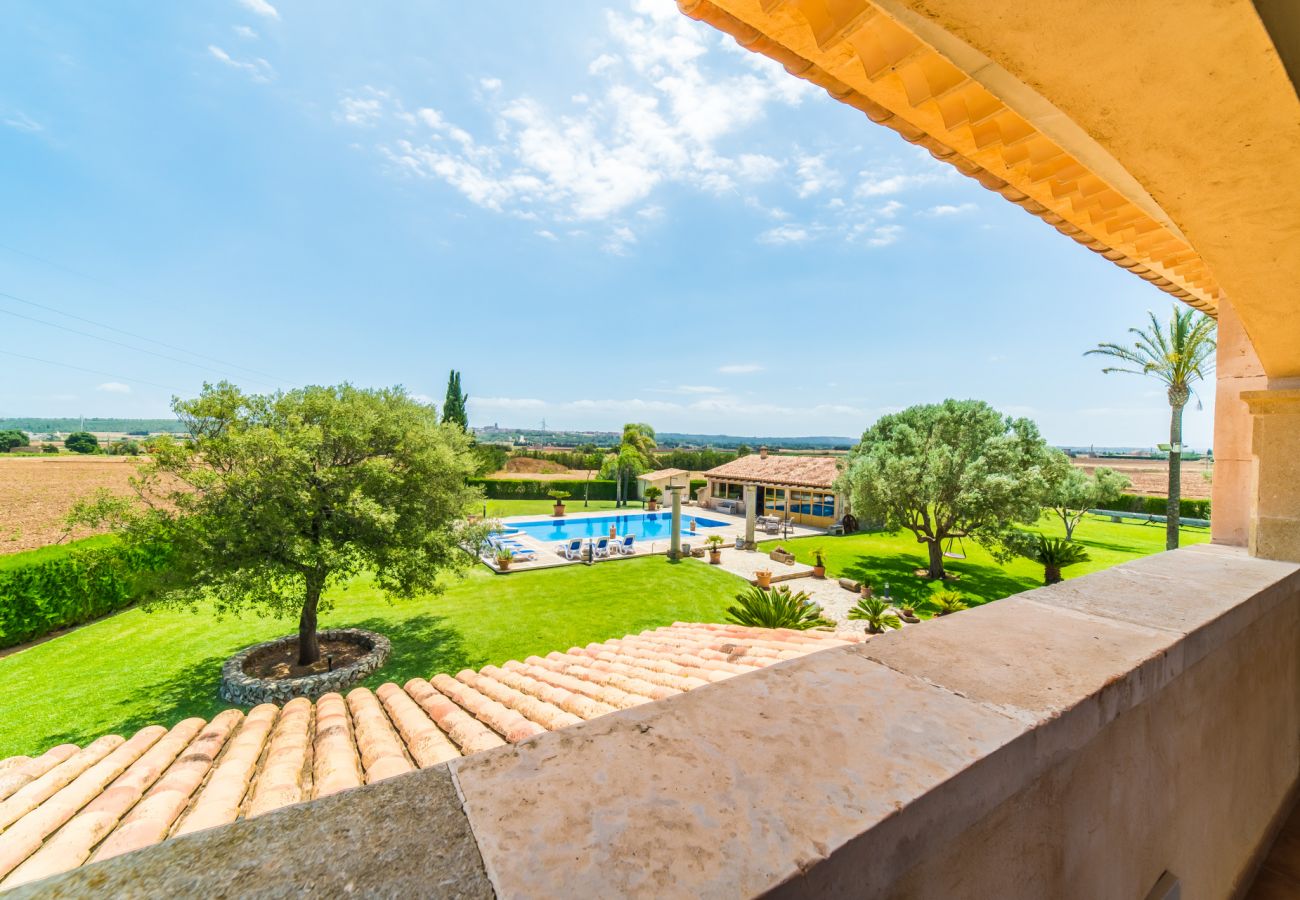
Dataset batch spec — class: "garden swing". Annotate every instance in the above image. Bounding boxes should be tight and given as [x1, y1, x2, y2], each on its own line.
[943, 535, 967, 560]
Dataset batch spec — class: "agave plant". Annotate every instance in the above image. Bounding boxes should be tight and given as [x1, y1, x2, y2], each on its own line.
[847, 596, 902, 634]
[930, 589, 967, 616]
[1021, 534, 1091, 585]
[726, 585, 833, 630]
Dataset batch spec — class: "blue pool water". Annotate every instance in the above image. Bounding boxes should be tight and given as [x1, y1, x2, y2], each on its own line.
[505, 511, 729, 543]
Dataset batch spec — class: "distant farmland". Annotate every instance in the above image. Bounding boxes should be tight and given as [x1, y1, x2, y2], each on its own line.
[0, 456, 142, 554]
[1071, 455, 1213, 499]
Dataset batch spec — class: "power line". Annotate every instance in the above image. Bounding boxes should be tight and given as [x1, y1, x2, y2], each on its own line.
[0, 348, 183, 393]
[0, 288, 289, 385]
[0, 304, 279, 389]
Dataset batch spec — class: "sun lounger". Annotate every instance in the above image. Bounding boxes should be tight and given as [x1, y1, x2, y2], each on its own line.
[592, 537, 611, 559]
[556, 538, 583, 560]
[615, 535, 635, 555]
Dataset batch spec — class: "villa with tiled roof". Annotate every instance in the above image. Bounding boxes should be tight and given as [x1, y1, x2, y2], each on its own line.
[0, 623, 861, 890]
[702, 448, 846, 528]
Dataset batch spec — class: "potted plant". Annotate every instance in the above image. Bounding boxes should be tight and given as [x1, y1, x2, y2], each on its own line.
[705, 533, 725, 564]
[897, 601, 920, 624]
[859, 583, 873, 598]
[548, 489, 571, 517]
[811, 548, 827, 579]
[645, 485, 663, 511]
[754, 568, 773, 589]
[494, 548, 515, 571]
[848, 596, 903, 634]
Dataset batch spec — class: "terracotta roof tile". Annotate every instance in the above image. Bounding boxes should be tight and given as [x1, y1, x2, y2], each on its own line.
[703, 454, 842, 489]
[0, 623, 854, 889]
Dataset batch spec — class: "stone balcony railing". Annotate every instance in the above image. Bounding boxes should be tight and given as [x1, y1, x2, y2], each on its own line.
[13, 543, 1299, 899]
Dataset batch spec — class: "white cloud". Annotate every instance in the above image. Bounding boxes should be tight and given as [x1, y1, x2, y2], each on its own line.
[339, 3, 811, 231]
[480, 77, 502, 92]
[718, 363, 763, 375]
[865, 225, 902, 247]
[855, 171, 947, 197]
[233, 25, 258, 39]
[923, 202, 977, 216]
[603, 225, 637, 255]
[237, 0, 279, 20]
[794, 154, 841, 198]
[665, 385, 723, 394]
[96, 382, 131, 394]
[208, 45, 275, 83]
[3, 111, 44, 133]
[535, 229, 558, 240]
[736, 153, 781, 182]
[336, 91, 387, 126]
[758, 224, 810, 245]
[877, 200, 903, 218]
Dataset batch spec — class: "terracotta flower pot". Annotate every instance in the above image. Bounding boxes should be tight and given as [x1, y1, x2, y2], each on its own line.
[647, 501, 659, 511]
[812, 564, 826, 579]
[708, 549, 722, 565]
[553, 503, 566, 517]
[755, 571, 773, 589]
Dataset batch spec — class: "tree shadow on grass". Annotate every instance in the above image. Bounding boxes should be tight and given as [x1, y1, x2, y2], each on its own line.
[39, 654, 232, 751]
[350, 613, 483, 689]
[834, 552, 1037, 611]
[32, 615, 480, 753]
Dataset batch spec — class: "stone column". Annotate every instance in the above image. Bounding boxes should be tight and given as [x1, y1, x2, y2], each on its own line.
[743, 484, 757, 550]
[1212, 300, 1267, 547]
[668, 485, 683, 560]
[1242, 388, 1300, 562]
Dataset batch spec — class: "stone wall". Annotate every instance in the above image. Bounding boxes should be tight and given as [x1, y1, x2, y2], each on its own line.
[218, 628, 390, 706]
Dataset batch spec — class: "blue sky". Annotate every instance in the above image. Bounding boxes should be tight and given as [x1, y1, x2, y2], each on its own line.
[0, 0, 1214, 447]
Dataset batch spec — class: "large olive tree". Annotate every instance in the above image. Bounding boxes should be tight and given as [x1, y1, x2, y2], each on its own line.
[838, 400, 1053, 580]
[74, 381, 483, 665]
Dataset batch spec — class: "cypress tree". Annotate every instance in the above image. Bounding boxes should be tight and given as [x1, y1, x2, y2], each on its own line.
[442, 370, 469, 429]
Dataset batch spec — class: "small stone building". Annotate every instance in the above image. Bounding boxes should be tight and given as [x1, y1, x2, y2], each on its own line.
[701, 449, 846, 528]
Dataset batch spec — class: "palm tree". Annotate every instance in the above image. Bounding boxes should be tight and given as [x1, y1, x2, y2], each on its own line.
[616, 423, 657, 507]
[847, 596, 902, 634]
[1086, 307, 1216, 550]
[1020, 535, 1091, 585]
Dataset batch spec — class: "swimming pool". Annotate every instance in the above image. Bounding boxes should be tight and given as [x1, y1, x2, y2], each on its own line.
[504, 511, 730, 543]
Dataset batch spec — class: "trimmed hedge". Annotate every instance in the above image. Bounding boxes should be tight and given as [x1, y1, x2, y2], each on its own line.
[471, 478, 622, 501]
[1111, 494, 1212, 520]
[689, 479, 707, 498]
[0, 540, 167, 649]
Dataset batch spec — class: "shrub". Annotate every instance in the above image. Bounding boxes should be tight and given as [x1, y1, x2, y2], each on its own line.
[0, 430, 29, 452]
[64, 432, 99, 454]
[108, 440, 141, 456]
[0, 539, 168, 648]
[470, 478, 620, 501]
[930, 589, 967, 616]
[644, 486, 663, 502]
[1113, 493, 1211, 520]
[726, 585, 833, 630]
[547, 489, 571, 502]
[41, 444, 60, 454]
[847, 596, 902, 633]
[1017, 534, 1091, 585]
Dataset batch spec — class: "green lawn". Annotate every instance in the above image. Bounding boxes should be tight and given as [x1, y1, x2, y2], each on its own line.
[759, 513, 1210, 611]
[0, 556, 742, 758]
[0, 512, 1209, 759]
[0, 535, 116, 571]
